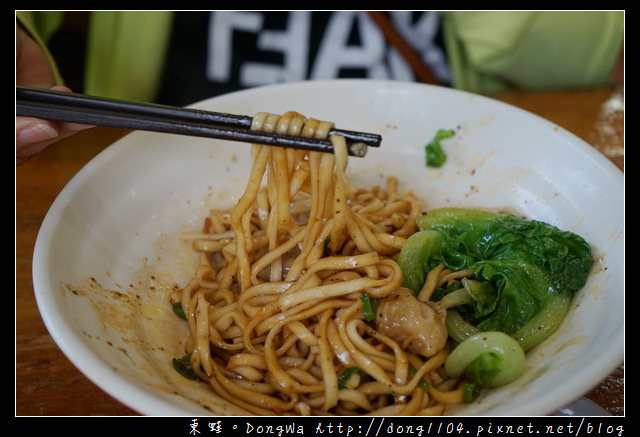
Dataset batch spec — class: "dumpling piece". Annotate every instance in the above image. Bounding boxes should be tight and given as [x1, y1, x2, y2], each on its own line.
[375, 287, 448, 357]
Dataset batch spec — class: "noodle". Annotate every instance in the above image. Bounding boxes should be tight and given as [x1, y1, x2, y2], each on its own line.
[172, 111, 466, 415]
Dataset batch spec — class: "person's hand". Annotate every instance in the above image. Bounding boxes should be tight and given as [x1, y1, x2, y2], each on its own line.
[16, 23, 91, 165]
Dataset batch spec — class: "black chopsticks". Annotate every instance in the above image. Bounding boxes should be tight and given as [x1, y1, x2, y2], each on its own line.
[16, 86, 381, 157]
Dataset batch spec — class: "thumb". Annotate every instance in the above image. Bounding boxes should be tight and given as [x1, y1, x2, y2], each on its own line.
[16, 117, 60, 165]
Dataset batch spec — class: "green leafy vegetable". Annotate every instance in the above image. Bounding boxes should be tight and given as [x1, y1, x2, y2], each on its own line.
[445, 309, 480, 344]
[425, 129, 455, 167]
[172, 353, 199, 380]
[398, 207, 593, 352]
[396, 229, 443, 293]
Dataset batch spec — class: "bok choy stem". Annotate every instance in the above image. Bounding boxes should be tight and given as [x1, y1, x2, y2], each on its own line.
[512, 292, 572, 352]
[444, 331, 525, 388]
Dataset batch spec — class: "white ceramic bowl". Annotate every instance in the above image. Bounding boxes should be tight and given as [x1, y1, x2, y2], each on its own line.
[32, 80, 624, 416]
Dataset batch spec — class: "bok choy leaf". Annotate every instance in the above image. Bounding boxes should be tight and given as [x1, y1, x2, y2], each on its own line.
[398, 207, 593, 352]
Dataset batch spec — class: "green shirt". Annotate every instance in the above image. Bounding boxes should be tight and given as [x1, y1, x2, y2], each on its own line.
[443, 11, 624, 94]
[17, 10, 172, 102]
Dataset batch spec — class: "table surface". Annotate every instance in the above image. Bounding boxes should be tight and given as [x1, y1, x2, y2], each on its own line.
[16, 86, 624, 416]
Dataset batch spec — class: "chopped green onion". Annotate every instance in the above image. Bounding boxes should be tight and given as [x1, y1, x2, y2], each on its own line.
[338, 367, 364, 389]
[172, 302, 187, 320]
[425, 129, 455, 167]
[172, 353, 199, 380]
[408, 365, 430, 392]
[360, 293, 377, 322]
[323, 236, 332, 257]
[463, 382, 480, 403]
[419, 379, 430, 392]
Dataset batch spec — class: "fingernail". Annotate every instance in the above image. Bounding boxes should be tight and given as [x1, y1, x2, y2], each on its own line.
[18, 123, 59, 144]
